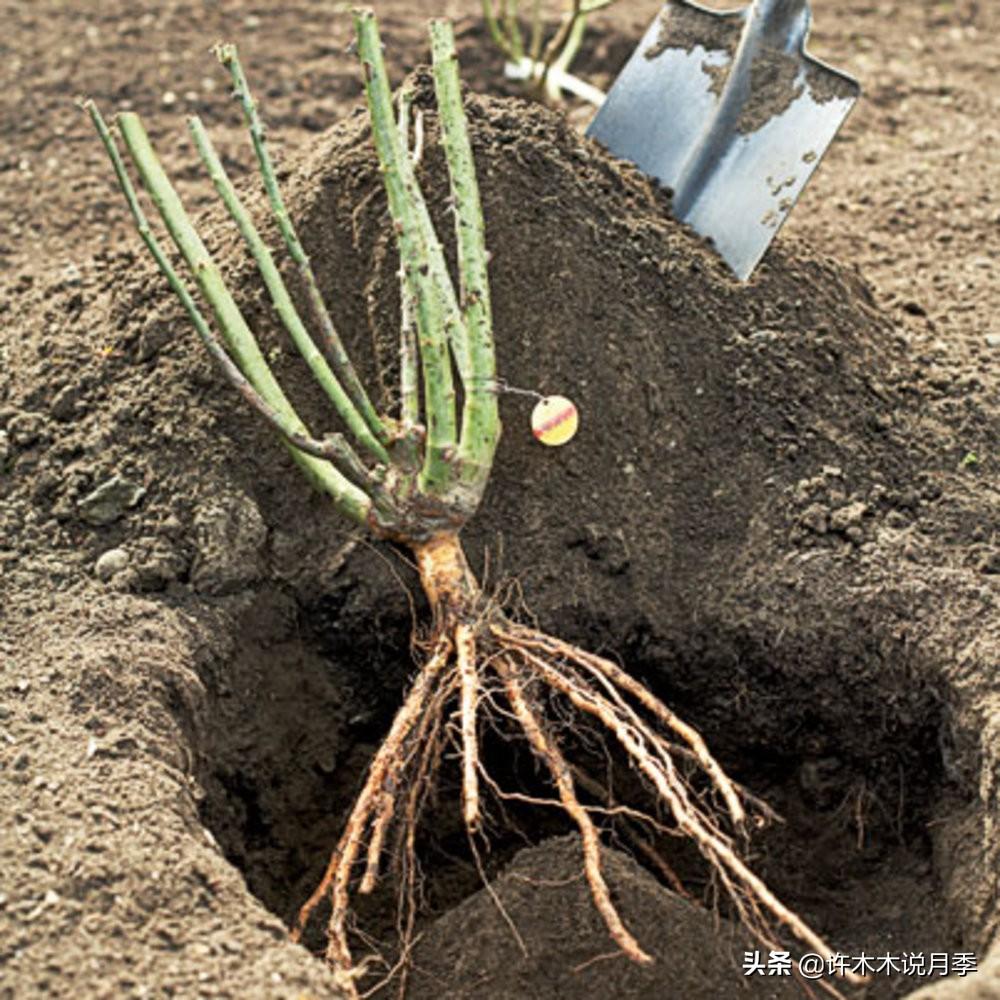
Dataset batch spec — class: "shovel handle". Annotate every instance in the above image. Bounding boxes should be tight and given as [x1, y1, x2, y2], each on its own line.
[750, 0, 811, 50]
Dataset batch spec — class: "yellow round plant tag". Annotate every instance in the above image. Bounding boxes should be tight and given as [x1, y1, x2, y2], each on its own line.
[531, 395, 579, 446]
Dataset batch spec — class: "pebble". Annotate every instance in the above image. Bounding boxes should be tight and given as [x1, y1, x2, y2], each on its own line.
[159, 515, 183, 538]
[95, 548, 130, 581]
[50, 385, 81, 422]
[78, 476, 146, 526]
[985, 334, 1000, 349]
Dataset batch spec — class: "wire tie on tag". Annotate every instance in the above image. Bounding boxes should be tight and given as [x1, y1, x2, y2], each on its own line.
[469, 377, 545, 400]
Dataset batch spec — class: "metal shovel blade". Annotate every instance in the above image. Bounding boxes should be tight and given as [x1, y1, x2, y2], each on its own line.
[586, 0, 860, 280]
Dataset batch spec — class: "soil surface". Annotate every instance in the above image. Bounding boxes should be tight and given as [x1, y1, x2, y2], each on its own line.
[1, 2, 998, 1000]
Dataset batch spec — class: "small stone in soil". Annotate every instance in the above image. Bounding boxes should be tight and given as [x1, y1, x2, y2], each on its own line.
[77, 476, 146, 526]
[50, 384, 82, 421]
[95, 548, 130, 581]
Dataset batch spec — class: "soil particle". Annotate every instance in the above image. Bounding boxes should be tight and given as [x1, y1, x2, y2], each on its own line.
[804, 57, 859, 106]
[190, 491, 268, 596]
[737, 48, 804, 134]
[6, 411, 48, 449]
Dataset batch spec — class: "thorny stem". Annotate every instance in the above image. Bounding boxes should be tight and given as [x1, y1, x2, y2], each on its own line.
[91, 15, 501, 532]
[485, 0, 618, 104]
[356, 10, 459, 497]
[85, 104, 349, 468]
[501, 0, 526, 60]
[216, 42, 389, 451]
[538, 0, 588, 103]
[482, 0, 516, 60]
[89, 12, 500, 539]
[188, 115, 391, 466]
[430, 20, 501, 501]
[529, 0, 545, 61]
[396, 88, 421, 431]
[375, 51, 476, 392]
[109, 109, 372, 525]
[540, 0, 583, 72]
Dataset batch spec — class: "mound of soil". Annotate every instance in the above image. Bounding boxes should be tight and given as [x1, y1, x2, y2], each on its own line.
[407, 835, 801, 1000]
[2, 69, 998, 1000]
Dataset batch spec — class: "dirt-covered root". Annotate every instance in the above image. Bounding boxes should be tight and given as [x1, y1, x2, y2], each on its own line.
[291, 634, 454, 974]
[292, 593, 869, 998]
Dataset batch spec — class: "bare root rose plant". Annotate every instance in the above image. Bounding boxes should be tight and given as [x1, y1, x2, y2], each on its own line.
[87, 12, 860, 998]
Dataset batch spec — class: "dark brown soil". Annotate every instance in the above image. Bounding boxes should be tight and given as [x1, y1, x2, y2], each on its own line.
[407, 835, 803, 1000]
[739, 48, 804, 133]
[2, 2, 998, 1000]
[644, 3, 742, 61]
